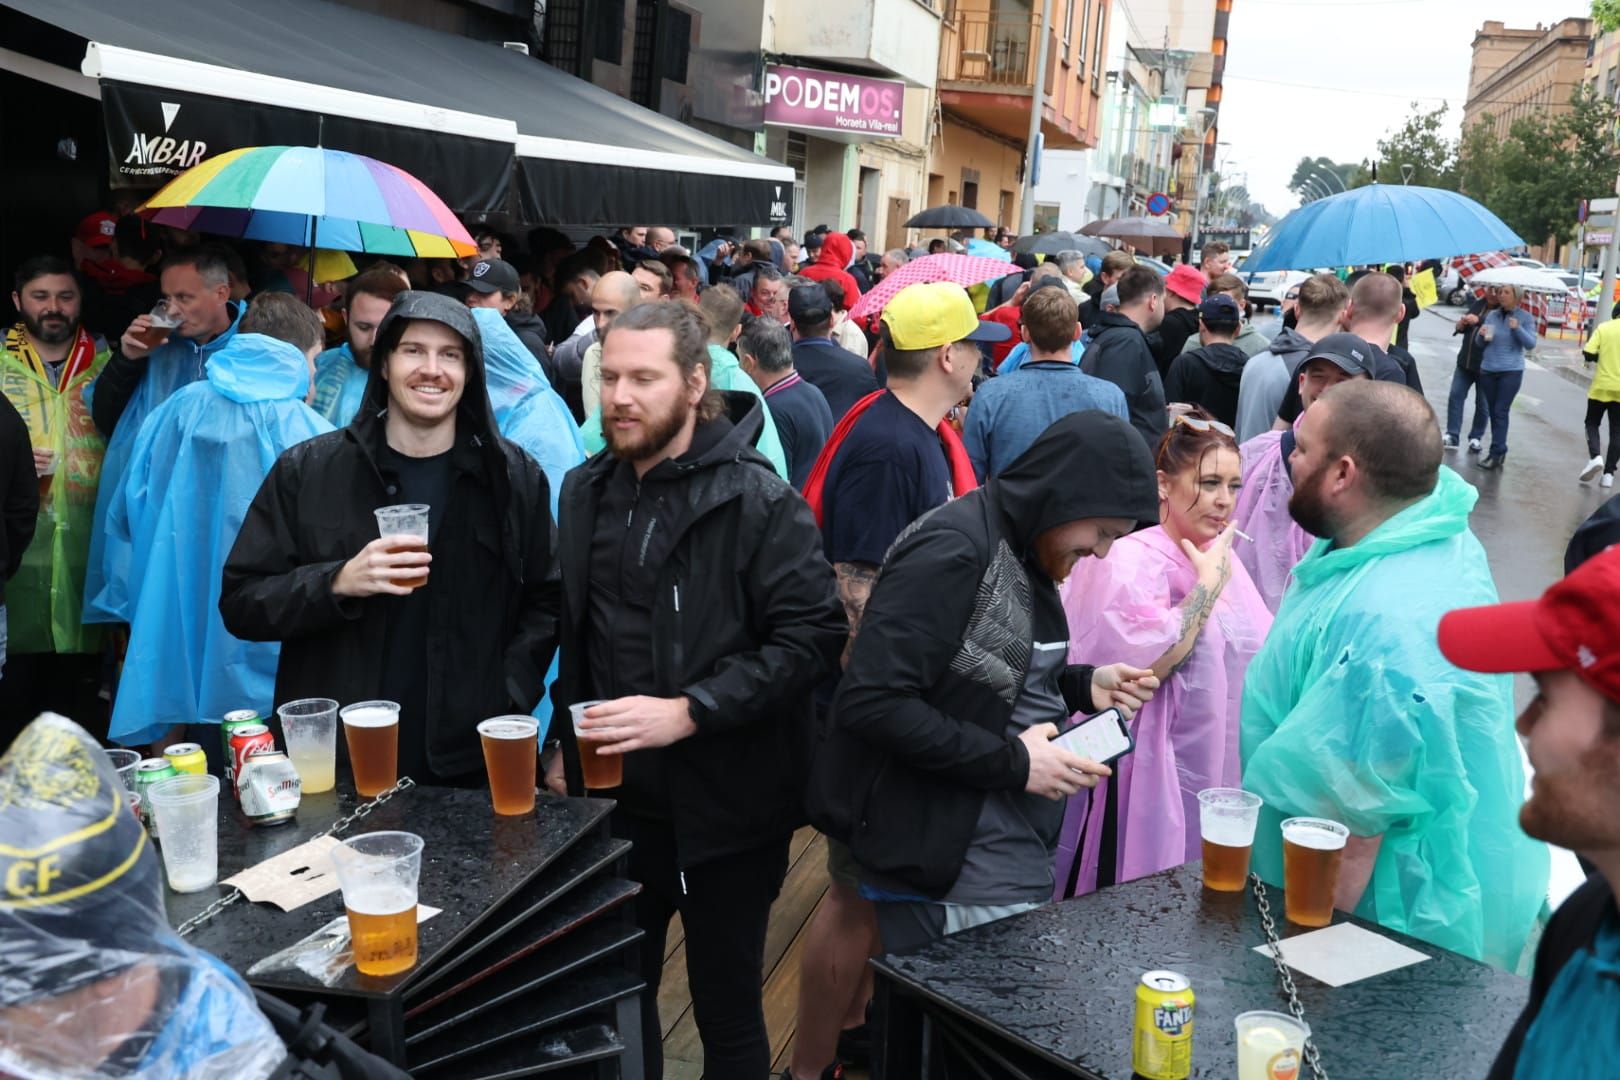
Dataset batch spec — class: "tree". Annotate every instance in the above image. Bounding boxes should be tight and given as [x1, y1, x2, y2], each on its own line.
[1455, 115, 1502, 203]
[1594, 0, 1620, 33]
[1360, 103, 1458, 190]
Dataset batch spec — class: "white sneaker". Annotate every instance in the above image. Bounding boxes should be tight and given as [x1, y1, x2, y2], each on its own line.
[1604, 473, 1615, 489]
[1581, 456, 1605, 482]
[1467, 438, 1483, 453]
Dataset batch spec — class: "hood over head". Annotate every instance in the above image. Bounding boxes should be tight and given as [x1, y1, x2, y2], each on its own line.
[990, 410, 1159, 553]
[469, 306, 554, 423]
[361, 290, 499, 441]
[204, 332, 312, 404]
[817, 232, 855, 269]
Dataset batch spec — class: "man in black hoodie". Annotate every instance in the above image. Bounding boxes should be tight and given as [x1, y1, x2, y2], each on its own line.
[459, 257, 557, 386]
[220, 292, 560, 785]
[809, 411, 1161, 950]
[1165, 294, 1249, 427]
[548, 301, 844, 1080]
[1083, 265, 1169, 447]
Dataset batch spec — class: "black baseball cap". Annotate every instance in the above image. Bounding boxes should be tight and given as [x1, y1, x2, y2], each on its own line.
[1198, 294, 1242, 324]
[461, 258, 520, 295]
[788, 283, 833, 324]
[1296, 332, 1376, 378]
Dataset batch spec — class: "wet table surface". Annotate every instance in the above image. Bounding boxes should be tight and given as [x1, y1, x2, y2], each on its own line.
[873, 863, 1529, 1078]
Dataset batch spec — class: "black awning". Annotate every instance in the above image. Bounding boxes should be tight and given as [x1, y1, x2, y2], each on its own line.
[2, 0, 793, 226]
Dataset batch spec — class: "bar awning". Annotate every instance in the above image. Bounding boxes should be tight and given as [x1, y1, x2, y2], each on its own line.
[2, 0, 793, 226]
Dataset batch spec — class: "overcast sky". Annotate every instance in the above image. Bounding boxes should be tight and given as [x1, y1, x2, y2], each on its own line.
[1213, 0, 1590, 214]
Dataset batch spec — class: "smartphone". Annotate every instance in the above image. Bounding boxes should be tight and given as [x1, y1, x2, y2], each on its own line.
[1050, 707, 1133, 767]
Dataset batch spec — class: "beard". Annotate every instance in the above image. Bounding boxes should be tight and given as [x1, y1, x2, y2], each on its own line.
[1520, 738, 1620, 852]
[603, 392, 692, 463]
[22, 310, 76, 347]
[1287, 460, 1334, 538]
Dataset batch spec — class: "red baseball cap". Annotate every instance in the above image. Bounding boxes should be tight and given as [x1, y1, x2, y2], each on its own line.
[75, 211, 117, 249]
[1438, 544, 1620, 702]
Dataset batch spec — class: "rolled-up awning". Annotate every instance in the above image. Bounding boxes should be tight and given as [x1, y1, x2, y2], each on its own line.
[2, 0, 793, 226]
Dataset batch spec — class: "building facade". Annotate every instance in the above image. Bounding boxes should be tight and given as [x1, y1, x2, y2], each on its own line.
[1462, 17, 1595, 138]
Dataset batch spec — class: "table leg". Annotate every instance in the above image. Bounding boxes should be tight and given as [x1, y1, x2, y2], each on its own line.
[367, 996, 407, 1066]
[614, 993, 644, 1079]
[875, 974, 925, 1080]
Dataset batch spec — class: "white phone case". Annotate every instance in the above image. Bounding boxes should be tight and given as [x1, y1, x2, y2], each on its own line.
[1051, 708, 1132, 764]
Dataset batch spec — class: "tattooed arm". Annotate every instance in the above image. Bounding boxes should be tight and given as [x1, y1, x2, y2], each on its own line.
[834, 561, 880, 668]
[1150, 525, 1237, 682]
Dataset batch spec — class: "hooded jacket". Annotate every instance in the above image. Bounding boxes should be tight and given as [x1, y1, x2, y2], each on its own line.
[310, 342, 369, 426]
[502, 309, 559, 386]
[1164, 341, 1248, 427]
[551, 392, 845, 868]
[1240, 468, 1548, 968]
[1234, 326, 1314, 444]
[98, 334, 333, 746]
[799, 232, 863, 306]
[1082, 310, 1169, 449]
[1150, 304, 1202, 375]
[808, 412, 1160, 897]
[220, 292, 560, 780]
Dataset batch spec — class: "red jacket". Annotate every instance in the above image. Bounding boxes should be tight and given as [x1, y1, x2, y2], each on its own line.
[800, 232, 863, 306]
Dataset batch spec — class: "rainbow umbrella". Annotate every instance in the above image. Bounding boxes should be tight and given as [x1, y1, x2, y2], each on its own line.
[139, 146, 477, 258]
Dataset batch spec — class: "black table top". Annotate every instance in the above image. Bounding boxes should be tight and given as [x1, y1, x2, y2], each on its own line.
[165, 781, 614, 1001]
[872, 863, 1530, 1078]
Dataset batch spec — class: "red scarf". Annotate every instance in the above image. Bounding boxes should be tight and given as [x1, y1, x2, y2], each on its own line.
[6, 324, 99, 391]
[801, 389, 978, 526]
[78, 258, 156, 294]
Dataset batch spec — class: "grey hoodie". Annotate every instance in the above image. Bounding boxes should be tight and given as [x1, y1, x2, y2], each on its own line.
[1234, 326, 1314, 443]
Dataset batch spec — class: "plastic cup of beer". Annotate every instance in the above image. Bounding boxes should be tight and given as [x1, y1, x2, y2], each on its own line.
[331, 831, 424, 977]
[478, 715, 539, 815]
[1281, 816, 1349, 927]
[147, 774, 220, 893]
[137, 299, 182, 349]
[278, 697, 339, 794]
[1197, 788, 1263, 892]
[1235, 1010, 1309, 1080]
[341, 700, 400, 798]
[569, 700, 622, 790]
[374, 504, 430, 591]
[34, 448, 56, 501]
[104, 747, 142, 792]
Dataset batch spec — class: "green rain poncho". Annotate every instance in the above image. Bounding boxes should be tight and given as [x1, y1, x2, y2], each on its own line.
[1240, 467, 1547, 970]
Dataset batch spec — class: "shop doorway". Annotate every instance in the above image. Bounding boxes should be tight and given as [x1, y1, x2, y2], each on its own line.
[885, 196, 910, 253]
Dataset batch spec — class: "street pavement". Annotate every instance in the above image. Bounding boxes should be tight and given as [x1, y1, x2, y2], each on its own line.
[1251, 304, 1600, 911]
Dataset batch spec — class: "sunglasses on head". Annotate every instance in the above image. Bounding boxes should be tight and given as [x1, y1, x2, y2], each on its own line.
[1284, 291, 1300, 301]
[1170, 414, 1236, 438]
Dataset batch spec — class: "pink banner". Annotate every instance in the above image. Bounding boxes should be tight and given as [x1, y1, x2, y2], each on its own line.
[762, 63, 904, 139]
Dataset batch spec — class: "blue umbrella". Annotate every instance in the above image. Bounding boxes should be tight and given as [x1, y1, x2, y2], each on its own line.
[965, 237, 1012, 262]
[1243, 185, 1523, 272]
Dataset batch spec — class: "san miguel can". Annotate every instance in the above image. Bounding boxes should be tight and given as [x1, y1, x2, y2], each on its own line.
[1133, 970, 1195, 1080]
[237, 749, 301, 826]
[133, 758, 177, 839]
[163, 742, 208, 776]
[220, 709, 261, 786]
[229, 724, 276, 800]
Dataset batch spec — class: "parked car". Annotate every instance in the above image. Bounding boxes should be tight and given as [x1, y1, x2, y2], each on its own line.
[1511, 256, 1547, 271]
[1134, 255, 1173, 277]
[1239, 259, 1312, 309]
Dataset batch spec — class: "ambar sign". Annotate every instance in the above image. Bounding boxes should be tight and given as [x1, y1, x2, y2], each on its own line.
[762, 63, 903, 139]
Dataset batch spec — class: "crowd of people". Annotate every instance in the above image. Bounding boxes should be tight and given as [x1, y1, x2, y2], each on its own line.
[1, 207, 1615, 1080]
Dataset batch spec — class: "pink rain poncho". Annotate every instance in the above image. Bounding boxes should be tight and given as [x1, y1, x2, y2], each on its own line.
[1053, 525, 1273, 898]
[1232, 428, 1315, 613]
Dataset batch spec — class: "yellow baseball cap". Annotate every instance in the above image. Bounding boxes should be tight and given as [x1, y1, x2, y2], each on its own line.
[881, 282, 1012, 350]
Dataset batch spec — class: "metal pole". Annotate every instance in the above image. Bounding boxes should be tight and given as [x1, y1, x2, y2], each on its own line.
[1019, 0, 1055, 235]
[1599, 216, 1620, 330]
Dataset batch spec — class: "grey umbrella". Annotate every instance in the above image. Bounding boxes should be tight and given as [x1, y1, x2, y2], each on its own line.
[1079, 216, 1185, 257]
[1013, 231, 1111, 257]
[905, 205, 996, 229]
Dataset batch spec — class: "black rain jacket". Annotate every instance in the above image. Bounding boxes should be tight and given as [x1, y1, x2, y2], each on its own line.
[1082, 311, 1169, 448]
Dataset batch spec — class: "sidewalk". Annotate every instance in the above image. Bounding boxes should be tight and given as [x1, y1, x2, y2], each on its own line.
[1429, 303, 1592, 391]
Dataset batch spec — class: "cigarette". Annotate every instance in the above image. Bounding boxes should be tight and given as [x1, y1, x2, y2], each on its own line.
[1233, 528, 1255, 543]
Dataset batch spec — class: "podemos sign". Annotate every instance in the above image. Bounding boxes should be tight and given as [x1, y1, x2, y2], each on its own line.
[762, 64, 903, 139]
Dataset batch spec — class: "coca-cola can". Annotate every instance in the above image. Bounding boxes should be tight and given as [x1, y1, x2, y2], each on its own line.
[229, 724, 275, 800]
[237, 748, 301, 826]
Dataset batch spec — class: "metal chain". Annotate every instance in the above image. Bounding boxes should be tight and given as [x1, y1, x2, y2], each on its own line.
[1251, 873, 1329, 1080]
[177, 776, 416, 938]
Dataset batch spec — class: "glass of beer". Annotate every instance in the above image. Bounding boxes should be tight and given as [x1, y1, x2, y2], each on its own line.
[33, 445, 56, 501]
[569, 700, 622, 790]
[136, 299, 182, 349]
[1197, 788, 1263, 892]
[331, 831, 424, 978]
[278, 698, 338, 793]
[1235, 1011, 1309, 1080]
[340, 700, 400, 798]
[374, 504, 430, 591]
[478, 715, 539, 815]
[1281, 816, 1349, 927]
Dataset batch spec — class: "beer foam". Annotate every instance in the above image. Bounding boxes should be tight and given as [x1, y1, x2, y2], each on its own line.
[346, 884, 416, 916]
[1201, 819, 1254, 847]
[343, 707, 398, 728]
[1282, 822, 1348, 850]
[477, 718, 536, 740]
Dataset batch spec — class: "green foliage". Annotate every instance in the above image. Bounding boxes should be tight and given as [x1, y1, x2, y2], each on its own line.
[1362, 103, 1458, 190]
[1593, 0, 1620, 33]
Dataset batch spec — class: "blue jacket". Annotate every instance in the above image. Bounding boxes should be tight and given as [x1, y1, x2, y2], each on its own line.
[470, 307, 584, 517]
[963, 359, 1128, 479]
[1479, 307, 1537, 373]
[99, 334, 333, 745]
[310, 342, 370, 426]
[996, 337, 1085, 375]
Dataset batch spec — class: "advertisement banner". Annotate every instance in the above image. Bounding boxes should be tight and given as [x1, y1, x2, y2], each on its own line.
[762, 63, 903, 139]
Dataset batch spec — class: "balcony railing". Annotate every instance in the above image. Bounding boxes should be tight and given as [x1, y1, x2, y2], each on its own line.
[941, 12, 1042, 87]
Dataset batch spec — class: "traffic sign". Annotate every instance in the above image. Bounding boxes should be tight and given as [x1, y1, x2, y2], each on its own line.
[1146, 192, 1171, 216]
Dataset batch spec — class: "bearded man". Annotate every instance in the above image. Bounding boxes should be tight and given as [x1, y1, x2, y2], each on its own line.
[546, 300, 844, 1080]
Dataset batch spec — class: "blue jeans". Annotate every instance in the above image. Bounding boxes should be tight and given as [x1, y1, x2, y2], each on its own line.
[1478, 369, 1525, 458]
[1446, 366, 1487, 442]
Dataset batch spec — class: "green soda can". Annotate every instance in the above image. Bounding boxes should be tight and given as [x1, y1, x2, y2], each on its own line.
[133, 758, 178, 839]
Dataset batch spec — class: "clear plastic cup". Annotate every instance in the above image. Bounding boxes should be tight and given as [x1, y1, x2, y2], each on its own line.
[1281, 816, 1349, 927]
[374, 504, 430, 591]
[479, 716, 538, 815]
[278, 698, 338, 794]
[331, 831, 425, 977]
[148, 774, 220, 893]
[1235, 1010, 1309, 1080]
[1197, 788, 1263, 892]
[569, 700, 622, 790]
[104, 748, 142, 792]
[340, 700, 400, 798]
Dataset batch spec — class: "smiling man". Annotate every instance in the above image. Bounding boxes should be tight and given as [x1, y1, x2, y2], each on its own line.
[221, 292, 560, 786]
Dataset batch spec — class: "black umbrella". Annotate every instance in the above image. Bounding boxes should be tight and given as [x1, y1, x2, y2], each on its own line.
[1079, 216, 1184, 257]
[1013, 231, 1112, 257]
[905, 205, 995, 229]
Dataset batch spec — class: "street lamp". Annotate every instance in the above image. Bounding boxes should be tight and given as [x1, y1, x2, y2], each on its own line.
[1299, 177, 1330, 203]
[1308, 166, 1346, 194]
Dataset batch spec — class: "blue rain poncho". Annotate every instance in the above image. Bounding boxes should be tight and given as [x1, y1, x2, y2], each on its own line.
[470, 307, 584, 515]
[83, 304, 244, 623]
[96, 334, 333, 746]
[309, 342, 369, 426]
[579, 343, 790, 481]
[1240, 467, 1548, 970]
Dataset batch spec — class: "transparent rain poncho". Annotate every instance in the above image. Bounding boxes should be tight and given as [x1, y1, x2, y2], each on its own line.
[1231, 427, 1315, 614]
[1240, 467, 1549, 969]
[469, 306, 584, 516]
[0, 713, 285, 1079]
[310, 342, 370, 427]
